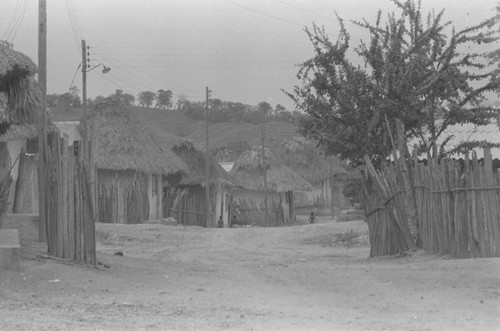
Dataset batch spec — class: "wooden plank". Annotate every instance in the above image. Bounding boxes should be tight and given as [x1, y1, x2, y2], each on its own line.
[61, 136, 69, 259]
[483, 148, 500, 256]
[67, 146, 75, 260]
[472, 152, 487, 257]
[74, 158, 82, 263]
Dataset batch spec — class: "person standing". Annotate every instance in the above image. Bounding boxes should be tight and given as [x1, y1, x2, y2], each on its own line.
[308, 212, 317, 224]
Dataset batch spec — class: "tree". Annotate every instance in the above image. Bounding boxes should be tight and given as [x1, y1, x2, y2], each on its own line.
[257, 101, 272, 114]
[275, 104, 286, 114]
[138, 91, 156, 108]
[176, 94, 187, 110]
[46, 90, 81, 109]
[156, 89, 173, 109]
[109, 89, 135, 106]
[287, 0, 500, 165]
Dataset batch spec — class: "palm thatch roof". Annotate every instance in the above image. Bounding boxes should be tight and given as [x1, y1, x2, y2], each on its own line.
[172, 140, 239, 187]
[230, 146, 312, 192]
[0, 42, 37, 84]
[81, 100, 188, 175]
[278, 137, 347, 184]
[0, 43, 41, 125]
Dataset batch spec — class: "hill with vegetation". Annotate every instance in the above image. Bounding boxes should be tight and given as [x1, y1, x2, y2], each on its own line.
[50, 105, 300, 158]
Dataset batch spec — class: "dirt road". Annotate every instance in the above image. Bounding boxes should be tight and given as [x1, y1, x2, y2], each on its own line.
[1, 217, 500, 330]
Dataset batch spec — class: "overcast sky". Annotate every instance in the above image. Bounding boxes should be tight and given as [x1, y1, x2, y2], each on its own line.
[1, 0, 498, 109]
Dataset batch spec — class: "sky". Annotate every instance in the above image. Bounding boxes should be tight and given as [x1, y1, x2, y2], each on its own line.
[0, 0, 498, 110]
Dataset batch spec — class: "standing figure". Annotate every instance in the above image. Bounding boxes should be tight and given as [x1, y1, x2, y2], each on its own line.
[308, 212, 317, 224]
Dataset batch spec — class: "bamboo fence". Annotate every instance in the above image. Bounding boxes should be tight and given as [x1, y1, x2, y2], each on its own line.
[414, 148, 500, 258]
[363, 146, 500, 258]
[42, 136, 96, 265]
[164, 186, 209, 227]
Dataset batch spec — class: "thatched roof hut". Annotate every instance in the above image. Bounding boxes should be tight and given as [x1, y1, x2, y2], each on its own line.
[0, 43, 41, 125]
[278, 137, 347, 185]
[230, 146, 311, 192]
[172, 140, 238, 187]
[82, 100, 188, 175]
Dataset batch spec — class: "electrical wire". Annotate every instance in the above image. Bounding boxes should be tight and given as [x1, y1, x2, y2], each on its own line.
[1, 0, 22, 41]
[2, 0, 29, 43]
[9, 0, 28, 43]
[65, 0, 83, 50]
[223, 0, 305, 28]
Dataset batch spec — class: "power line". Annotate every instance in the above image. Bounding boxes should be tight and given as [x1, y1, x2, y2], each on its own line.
[65, 0, 83, 50]
[91, 51, 210, 96]
[272, 0, 336, 23]
[2, 0, 29, 43]
[1, 0, 22, 41]
[223, 0, 305, 28]
[9, 0, 29, 43]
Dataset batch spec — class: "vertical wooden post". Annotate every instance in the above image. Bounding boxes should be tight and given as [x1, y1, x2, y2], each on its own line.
[205, 87, 211, 228]
[261, 122, 269, 226]
[330, 156, 334, 220]
[89, 110, 97, 223]
[37, 0, 47, 243]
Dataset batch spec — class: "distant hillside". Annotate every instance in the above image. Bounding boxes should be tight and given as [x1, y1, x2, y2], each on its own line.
[50, 106, 300, 154]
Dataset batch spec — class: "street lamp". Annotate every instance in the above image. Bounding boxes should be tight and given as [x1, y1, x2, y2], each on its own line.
[87, 63, 111, 74]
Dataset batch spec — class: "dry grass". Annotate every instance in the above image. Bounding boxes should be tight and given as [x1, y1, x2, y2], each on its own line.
[230, 146, 312, 192]
[83, 100, 188, 175]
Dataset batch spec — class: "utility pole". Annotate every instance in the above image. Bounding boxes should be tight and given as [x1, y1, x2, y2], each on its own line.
[261, 122, 269, 226]
[81, 40, 88, 158]
[37, 0, 47, 243]
[205, 86, 211, 228]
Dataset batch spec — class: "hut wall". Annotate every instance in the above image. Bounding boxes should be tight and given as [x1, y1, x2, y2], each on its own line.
[214, 186, 230, 227]
[0, 140, 28, 213]
[173, 184, 206, 227]
[294, 186, 323, 208]
[231, 190, 284, 226]
[97, 169, 150, 224]
[13, 153, 38, 213]
[147, 173, 162, 221]
[282, 190, 296, 222]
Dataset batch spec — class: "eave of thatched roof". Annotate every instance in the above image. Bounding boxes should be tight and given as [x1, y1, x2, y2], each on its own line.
[173, 140, 239, 187]
[0, 43, 37, 89]
[230, 146, 312, 192]
[0, 115, 57, 142]
[81, 100, 188, 175]
[0, 123, 38, 142]
[0, 44, 41, 125]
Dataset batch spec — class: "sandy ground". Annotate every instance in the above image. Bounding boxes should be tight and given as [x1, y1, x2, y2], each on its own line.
[1, 215, 500, 331]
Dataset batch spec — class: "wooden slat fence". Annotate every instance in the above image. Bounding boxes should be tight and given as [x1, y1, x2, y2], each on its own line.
[363, 146, 500, 258]
[43, 135, 96, 265]
[414, 149, 500, 258]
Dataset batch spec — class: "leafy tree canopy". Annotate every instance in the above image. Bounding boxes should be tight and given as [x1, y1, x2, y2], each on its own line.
[156, 89, 173, 109]
[138, 91, 156, 108]
[287, 0, 500, 165]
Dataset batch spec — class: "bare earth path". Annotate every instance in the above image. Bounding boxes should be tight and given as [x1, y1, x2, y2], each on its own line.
[1, 217, 500, 330]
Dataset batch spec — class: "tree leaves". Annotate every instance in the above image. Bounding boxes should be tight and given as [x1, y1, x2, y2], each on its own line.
[288, 0, 500, 164]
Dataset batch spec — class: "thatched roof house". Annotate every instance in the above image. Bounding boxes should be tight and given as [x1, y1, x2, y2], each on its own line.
[230, 146, 311, 192]
[80, 100, 188, 224]
[0, 43, 47, 216]
[173, 140, 238, 187]
[165, 140, 239, 227]
[0, 42, 41, 125]
[84, 100, 188, 176]
[229, 146, 311, 226]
